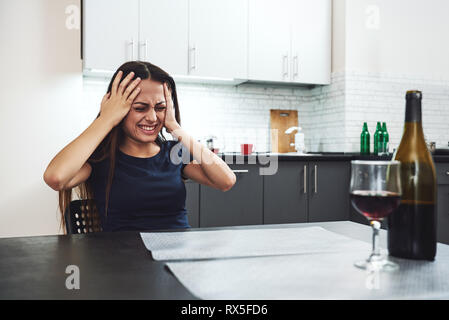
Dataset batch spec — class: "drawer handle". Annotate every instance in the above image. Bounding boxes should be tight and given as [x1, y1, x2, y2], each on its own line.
[304, 165, 307, 194]
[232, 170, 249, 173]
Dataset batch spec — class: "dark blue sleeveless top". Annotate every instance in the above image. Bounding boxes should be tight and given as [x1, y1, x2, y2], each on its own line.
[88, 140, 193, 232]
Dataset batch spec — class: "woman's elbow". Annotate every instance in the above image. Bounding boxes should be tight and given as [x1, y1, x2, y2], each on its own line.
[43, 170, 63, 191]
[220, 172, 236, 192]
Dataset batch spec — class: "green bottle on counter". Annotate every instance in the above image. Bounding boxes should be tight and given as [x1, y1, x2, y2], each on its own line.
[374, 122, 382, 155]
[381, 122, 389, 155]
[360, 122, 370, 155]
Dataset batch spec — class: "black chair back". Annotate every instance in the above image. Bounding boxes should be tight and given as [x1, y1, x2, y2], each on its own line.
[64, 200, 102, 234]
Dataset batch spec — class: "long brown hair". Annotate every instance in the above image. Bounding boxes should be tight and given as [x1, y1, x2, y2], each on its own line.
[58, 61, 182, 234]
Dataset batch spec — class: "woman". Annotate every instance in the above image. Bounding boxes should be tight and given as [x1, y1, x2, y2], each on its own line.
[44, 61, 236, 233]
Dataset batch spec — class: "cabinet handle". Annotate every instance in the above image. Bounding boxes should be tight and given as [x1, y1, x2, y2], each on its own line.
[189, 45, 196, 71]
[446, 171, 449, 175]
[314, 165, 318, 194]
[129, 38, 135, 60]
[140, 39, 148, 60]
[303, 165, 307, 194]
[293, 55, 299, 78]
[282, 53, 289, 79]
[232, 170, 249, 173]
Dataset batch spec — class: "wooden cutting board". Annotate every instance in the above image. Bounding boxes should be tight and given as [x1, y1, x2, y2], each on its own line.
[270, 109, 298, 153]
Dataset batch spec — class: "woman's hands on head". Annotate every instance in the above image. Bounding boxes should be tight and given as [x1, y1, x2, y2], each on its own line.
[99, 71, 141, 128]
[163, 82, 180, 133]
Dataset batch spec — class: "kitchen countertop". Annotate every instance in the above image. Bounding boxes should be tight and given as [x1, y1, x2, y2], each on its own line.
[217, 152, 449, 163]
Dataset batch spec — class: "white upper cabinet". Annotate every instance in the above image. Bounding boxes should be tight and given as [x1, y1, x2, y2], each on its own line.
[139, 0, 188, 76]
[248, 0, 291, 82]
[188, 0, 248, 79]
[83, 0, 330, 85]
[83, 0, 139, 71]
[248, 0, 331, 85]
[290, 0, 331, 85]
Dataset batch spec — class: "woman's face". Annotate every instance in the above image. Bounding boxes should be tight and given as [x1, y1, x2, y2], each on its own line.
[121, 78, 167, 144]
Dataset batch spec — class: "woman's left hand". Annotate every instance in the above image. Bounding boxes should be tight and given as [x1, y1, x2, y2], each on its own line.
[163, 82, 180, 133]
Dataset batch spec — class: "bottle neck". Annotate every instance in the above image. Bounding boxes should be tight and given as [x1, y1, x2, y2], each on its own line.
[405, 99, 422, 122]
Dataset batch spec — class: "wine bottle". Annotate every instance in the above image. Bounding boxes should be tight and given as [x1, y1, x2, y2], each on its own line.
[374, 122, 382, 155]
[381, 122, 389, 155]
[387, 90, 437, 260]
[360, 122, 370, 155]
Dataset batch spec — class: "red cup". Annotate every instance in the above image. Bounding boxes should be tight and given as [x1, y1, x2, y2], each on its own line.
[241, 144, 254, 155]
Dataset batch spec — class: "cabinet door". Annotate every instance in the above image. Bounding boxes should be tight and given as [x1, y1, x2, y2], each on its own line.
[437, 185, 449, 245]
[290, 0, 331, 84]
[189, 0, 248, 79]
[200, 165, 263, 227]
[83, 0, 139, 71]
[308, 161, 350, 222]
[185, 180, 200, 228]
[248, 0, 291, 82]
[139, 0, 189, 76]
[264, 162, 308, 224]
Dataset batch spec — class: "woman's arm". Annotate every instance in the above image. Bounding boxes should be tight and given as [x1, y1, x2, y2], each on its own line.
[43, 116, 114, 190]
[43, 71, 141, 191]
[162, 83, 236, 192]
[173, 127, 236, 191]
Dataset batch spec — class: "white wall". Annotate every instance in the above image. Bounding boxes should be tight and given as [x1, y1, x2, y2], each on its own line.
[319, 0, 449, 152]
[345, 0, 449, 78]
[0, 0, 83, 238]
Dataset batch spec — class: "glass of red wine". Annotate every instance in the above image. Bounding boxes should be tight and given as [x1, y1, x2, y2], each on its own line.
[350, 160, 402, 271]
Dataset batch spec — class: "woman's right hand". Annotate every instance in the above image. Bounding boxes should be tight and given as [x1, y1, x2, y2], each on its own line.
[99, 70, 142, 127]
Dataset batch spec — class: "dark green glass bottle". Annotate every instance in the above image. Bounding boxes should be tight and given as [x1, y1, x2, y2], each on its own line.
[381, 122, 389, 155]
[374, 122, 382, 155]
[360, 122, 370, 155]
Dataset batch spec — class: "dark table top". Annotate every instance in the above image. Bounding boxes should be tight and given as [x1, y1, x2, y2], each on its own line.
[0, 221, 409, 300]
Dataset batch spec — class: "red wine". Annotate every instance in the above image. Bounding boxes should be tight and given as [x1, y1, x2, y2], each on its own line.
[351, 190, 401, 220]
[388, 203, 436, 260]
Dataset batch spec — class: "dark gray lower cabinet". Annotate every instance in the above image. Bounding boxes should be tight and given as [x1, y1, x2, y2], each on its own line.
[308, 161, 350, 222]
[264, 162, 308, 224]
[264, 161, 350, 224]
[436, 162, 449, 244]
[437, 184, 449, 244]
[185, 180, 200, 228]
[200, 164, 263, 227]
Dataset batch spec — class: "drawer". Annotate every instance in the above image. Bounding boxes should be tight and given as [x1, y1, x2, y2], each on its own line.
[436, 163, 449, 185]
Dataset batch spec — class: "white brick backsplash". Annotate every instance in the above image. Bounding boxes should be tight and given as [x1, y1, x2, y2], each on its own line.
[82, 71, 449, 153]
[343, 72, 449, 152]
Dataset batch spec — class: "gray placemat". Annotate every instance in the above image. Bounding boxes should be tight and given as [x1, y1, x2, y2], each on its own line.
[166, 243, 449, 300]
[140, 226, 371, 261]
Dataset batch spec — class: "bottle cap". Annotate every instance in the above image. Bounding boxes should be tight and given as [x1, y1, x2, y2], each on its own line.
[406, 90, 422, 100]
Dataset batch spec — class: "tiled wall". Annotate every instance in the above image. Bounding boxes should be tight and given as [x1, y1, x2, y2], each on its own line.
[83, 77, 314, 153]
[343, 71, 449, 152]
[83, 72, 449, 153]
[292, 71, 449, 153]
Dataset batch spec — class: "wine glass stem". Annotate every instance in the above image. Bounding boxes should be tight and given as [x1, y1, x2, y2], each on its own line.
[369, 220, 381, 261]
